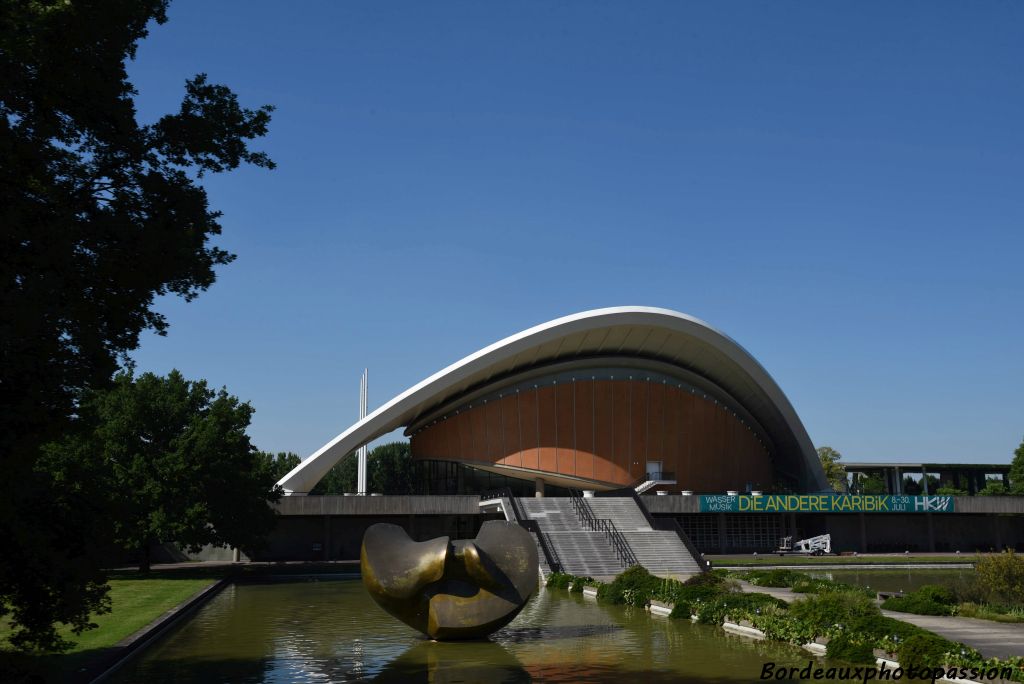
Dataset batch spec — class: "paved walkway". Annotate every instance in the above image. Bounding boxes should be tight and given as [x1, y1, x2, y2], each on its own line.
[736, 581, 1024, 659]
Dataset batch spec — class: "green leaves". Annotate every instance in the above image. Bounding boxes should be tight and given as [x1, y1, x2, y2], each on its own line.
[1, 0, 274, 651]
[816, 446, 847, 492]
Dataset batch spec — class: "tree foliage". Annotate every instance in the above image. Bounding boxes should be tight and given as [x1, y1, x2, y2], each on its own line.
[1010, 436, 1024, 495]
[852, 473, 887, 495]
[43, 371, 281, 572]
[311, 442, 414, 494]
[816, 446, 847, 492]
[256, 451, 303, 483]
[0, 1, 273, 650]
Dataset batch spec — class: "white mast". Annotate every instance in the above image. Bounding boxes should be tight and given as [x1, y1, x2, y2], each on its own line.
[357, 368, 368, 495]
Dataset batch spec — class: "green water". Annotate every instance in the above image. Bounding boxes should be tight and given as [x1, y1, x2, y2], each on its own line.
[809, 569, 973, 593]
[108, 576, 832, 683]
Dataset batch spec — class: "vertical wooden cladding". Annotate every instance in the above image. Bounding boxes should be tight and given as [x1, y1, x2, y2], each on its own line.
[536, 386, 558, 474]
[592, 381, 615, 483]
[499, 393, 520, 468]
[518, 389, 539, 471]
[574, 380, 595, 480]
[554, 382, 574, 476]
[410, 378, 773, 492]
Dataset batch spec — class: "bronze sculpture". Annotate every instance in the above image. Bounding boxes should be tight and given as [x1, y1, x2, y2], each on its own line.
[361, 520, 538, 640]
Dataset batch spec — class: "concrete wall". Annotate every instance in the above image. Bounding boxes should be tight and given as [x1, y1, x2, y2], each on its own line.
[273, 495, 482, 516]
[253, 513, 502, 562]
[659, 511, 1024, 554]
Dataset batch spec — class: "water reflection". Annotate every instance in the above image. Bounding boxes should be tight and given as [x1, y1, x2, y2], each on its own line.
[374, 640, 529, 684]
[109, 579, 833, 683]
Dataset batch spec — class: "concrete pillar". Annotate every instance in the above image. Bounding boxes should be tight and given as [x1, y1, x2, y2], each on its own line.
[994, 516, 1003, 551]
[925, 512, 935, 552]
[858, 512, 867, 553]
[534, 478, 545, 498]
[324, 515, 332, 561]
[921, 467, 929, 495]
[894, 467, 902, 495]
[232, 547, 240, 562]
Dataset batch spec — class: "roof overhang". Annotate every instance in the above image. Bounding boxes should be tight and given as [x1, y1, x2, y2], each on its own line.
[277, 307, 829, 493]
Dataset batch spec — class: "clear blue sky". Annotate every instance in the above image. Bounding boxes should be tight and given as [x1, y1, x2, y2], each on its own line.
[126, 2, 1023, 465]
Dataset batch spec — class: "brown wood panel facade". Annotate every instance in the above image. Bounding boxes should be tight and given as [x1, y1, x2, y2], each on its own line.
[410, 379, 773, 493]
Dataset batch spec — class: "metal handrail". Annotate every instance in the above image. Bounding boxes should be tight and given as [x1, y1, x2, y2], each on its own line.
[486, 487, 563, 573]
[568, 490, 638, 567]
[596, 486, 709, 572]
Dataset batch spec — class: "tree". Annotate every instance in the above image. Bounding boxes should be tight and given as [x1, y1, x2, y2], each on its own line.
[257, 451, 303, 482]
[1, 1, 273, 649]
[978, 480, 1008, 496]
[975, 550, 1024, 603]
[816, 446, 847, 492]
[852, 473, 887, 495]
[370, 442, 415, 494]
[45, 371, 281, 572]
[1010, 436, 1024, 495]
[310, 442, 414, 494]
[312, 453, 357, 495]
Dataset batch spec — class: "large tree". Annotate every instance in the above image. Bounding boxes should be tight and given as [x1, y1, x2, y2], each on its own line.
[44, 371, 281, 572]
[816, 446, 847, 492]
[1, 1, 273, 650]
[1010, 435, 1024, 496]
[311, 442, 415, 495]
[257, 451, 303, 483]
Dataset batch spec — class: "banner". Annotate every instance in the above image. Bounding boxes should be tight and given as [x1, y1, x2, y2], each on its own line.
[698, 494, 955, 513]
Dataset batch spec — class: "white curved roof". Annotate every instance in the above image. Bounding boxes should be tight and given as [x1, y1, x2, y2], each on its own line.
[277, 307, 828, 493]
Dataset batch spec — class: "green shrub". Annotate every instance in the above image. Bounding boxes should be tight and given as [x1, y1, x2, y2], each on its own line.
[749, 604, 816, 644]
[684, 571, 726, 587]
[668, 584, 731, 617]
[743, 569, 807, 587]
[897, 633, 959, 671]
[788, 589, 880, 631]
[844, 614, 924, 646]
[546, 572, 574, 589]
[569, 576, 592, 593]
[975, 551, 1024, 607]
[882, 595, 954, 616]
[916, 584, 956, 606]
[791, 577, 871, 596]
[694, 591, 787, 625]
[597, 565, 661, 606]
[827, 634, 877, 665]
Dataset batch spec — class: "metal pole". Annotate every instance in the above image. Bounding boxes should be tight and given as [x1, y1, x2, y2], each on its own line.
[357, 369, 368, 495]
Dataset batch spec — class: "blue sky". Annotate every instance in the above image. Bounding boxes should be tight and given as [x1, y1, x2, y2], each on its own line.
[127, 2, 1023, 464]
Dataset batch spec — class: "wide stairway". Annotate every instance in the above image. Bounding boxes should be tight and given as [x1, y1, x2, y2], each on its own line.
[514, 496, 704, 580]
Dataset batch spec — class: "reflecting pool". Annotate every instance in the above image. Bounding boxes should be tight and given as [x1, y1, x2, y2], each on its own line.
[108, 576, 833, 683]
[809, 568, 973, 593]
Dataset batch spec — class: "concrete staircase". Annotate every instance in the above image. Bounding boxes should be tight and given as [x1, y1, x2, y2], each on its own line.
[514, 496, 703, 580]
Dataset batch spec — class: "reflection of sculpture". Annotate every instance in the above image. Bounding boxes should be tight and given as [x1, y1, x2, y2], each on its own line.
[361, 521, 538, 640]
[373, 640, 530, 683]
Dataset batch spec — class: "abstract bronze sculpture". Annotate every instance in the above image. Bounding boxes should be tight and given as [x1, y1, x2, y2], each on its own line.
[361, 520, 538, 640]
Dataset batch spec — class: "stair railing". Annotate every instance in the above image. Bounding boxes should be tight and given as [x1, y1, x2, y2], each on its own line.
[487, 487, 563, 573]
[595, 486, 709, 572]
[568, 490, 638, 568]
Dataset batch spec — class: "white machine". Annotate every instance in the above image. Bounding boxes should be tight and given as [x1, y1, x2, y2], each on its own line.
[776, 534, 831, 556]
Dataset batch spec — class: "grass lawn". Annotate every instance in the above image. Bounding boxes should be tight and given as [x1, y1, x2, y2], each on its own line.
[1, 569, 222, 682]
[711, 554, 973, 567]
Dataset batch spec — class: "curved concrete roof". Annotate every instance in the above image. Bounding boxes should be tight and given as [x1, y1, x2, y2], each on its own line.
[278, 307, 828, 494]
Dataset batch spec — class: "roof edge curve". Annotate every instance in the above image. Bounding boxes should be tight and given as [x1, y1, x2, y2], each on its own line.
[277, 307, 828, 494]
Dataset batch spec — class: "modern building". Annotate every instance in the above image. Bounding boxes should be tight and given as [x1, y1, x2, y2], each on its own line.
[258, 307, 1021, 567]
[278, 307, 830, 497]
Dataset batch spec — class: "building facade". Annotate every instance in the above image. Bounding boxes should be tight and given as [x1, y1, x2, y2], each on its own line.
[278, 307, 829, 495]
